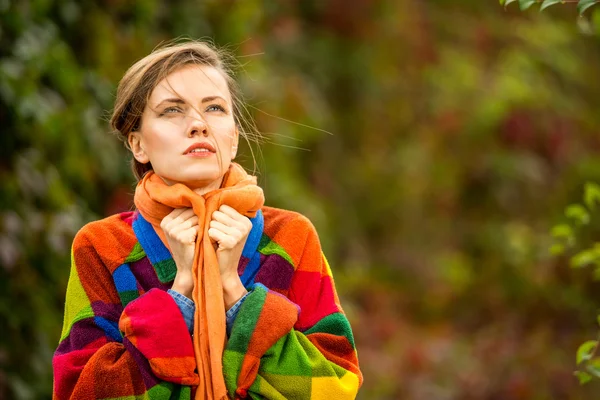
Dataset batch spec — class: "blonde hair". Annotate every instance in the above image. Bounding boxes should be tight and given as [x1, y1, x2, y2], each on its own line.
[110, 40, 257, 180]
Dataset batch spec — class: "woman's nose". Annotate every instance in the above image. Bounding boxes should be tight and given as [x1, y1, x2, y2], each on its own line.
[187, 110, 208, 137]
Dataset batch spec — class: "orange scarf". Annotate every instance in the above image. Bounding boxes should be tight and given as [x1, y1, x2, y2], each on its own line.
[134, 163, 265, 399]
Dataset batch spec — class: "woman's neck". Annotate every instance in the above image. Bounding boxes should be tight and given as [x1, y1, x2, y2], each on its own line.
[156, 174, 225, 197]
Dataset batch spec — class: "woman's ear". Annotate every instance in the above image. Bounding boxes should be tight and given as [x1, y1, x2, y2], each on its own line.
[231, 128, 239, 160]
[128, 132, 150, 164]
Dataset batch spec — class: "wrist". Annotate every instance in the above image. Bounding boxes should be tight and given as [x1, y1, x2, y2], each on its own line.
[221, 275, 247, 310]
[172, 271, 194, 299]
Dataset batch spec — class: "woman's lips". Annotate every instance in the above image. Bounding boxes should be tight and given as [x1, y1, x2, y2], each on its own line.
[185, 149, 214, 158]
[183, 142, 217, 157]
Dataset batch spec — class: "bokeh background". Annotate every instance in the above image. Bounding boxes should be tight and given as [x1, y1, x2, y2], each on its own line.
[2, 0, 600, 399]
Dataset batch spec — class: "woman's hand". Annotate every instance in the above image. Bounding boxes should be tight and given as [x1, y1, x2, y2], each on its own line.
[161, 208, 199, 299]
[208, 205, 252, 309]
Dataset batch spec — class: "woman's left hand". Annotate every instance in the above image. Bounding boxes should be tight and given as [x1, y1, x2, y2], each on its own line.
[208, 205, 252, 308]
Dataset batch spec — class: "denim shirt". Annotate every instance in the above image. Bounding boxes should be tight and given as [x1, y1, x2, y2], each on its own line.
[168, 289, 250, 336]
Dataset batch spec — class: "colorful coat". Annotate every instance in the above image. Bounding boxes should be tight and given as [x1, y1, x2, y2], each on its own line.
[53, 206, 362, 399]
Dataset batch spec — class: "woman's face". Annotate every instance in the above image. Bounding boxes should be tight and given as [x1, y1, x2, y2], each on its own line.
[129, 64, 238, 193]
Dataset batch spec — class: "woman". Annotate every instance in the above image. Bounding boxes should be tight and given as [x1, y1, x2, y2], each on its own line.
[52, 40, 362, 400]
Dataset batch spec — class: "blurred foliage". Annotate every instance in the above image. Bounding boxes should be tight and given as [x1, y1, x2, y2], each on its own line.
[551, 183, 600, 384]
[508, 0, 600, 387]
[500, 0, 599, 15]
[3, 0, 600, 399]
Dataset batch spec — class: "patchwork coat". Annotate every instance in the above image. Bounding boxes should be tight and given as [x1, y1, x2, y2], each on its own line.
[53, 206, 362, 399]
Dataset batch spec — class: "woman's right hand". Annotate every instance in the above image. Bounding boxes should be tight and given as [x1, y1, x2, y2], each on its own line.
[160, 208, 199, 299]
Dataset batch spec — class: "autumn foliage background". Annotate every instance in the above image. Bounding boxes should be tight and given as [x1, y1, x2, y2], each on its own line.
[2, 1, 600, 399]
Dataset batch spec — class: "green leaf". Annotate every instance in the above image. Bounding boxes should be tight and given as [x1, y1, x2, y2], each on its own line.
[570, 249, 599, 268]
[504, 0, 519, 7]
[584, 182, 600, 210]
[550, 243, 565, 256]
[566, 204, 590, 225]
[577, 340, 598, 364]
[587, 358, 600, 377]
[575, 370, 593, 384]
[519, 0, 537, 10]
[551, 224, 573, 239]
[579, 0, 599, 15]
[540, 0, 562, 11]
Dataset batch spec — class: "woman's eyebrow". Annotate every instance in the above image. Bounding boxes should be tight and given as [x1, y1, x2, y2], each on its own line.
[155, 96, 227, 108]
[154, 98, 185, 108]
[201, 95, 227, 103]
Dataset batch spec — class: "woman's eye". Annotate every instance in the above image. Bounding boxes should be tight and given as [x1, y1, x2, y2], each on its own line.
[206, 104, 225, 112]
[158, 106, 183, 116]
[163, 106, 182, 114]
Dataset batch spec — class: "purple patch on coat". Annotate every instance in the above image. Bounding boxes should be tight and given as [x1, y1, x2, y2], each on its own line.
[238, 256, 250, 276]
[130, 257, 170, 292]
[91, 301, 123, 321]
[254, 254, 295, 290]
[55, 318, 106, 355]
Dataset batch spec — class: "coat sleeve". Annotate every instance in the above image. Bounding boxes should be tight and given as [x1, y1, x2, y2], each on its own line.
[223, 214, 362, 399]
[52, 223, 199, 400]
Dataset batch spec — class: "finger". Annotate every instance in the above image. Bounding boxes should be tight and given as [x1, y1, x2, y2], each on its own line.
[162, 208, 189, 226]
[218, 204, 240, 218]
[176, 226, 199, 244]
[165, 208, 196, 229]
[161, 208, 186, 227]
[209, 220, 239, 236]
[214, 211, 252, 236]
[182, 215, 199, 228]
[218, 205, 251, 225]
[169, 216, 200, 235]
[168, 207, 191, 220]
[173, 208, 196, 222]
[211, 210, 239, 227]
[208, 227, 234, 248]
